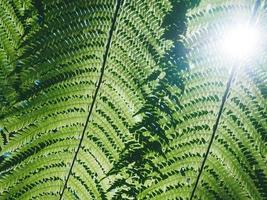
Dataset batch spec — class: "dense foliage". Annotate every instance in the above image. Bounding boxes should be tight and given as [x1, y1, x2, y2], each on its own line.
[0, 0, 266, 199]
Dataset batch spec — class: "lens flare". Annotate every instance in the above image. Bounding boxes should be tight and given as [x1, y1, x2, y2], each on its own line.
[221, 25, 261, 61]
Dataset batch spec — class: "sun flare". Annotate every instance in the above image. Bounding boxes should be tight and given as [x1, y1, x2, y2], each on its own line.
[221, 24, 261, 61]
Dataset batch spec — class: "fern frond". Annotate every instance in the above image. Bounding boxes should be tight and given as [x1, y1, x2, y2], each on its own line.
[0, 0, 266, 199]
[126, 0, 267, 199]
[0, 0, 40, 115]
[0, 0, 172, 199]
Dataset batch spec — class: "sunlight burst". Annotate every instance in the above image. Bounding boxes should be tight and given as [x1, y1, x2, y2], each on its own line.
[221, 24, 261, 61]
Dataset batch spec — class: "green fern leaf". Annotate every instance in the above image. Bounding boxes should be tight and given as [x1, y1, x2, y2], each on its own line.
[0, 0, 266, 199]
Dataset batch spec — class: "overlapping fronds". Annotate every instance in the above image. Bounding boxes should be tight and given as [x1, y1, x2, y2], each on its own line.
[0, 0, 266, 199]
[0, 0, 40, 115]
[130, 0, 267, 199]
[0, 0, 172, 199]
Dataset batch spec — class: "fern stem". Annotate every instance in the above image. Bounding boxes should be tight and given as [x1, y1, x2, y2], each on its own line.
[189, 66, 237, 200]
[189, 2, 261, 199]
[58, 0, 122, 199]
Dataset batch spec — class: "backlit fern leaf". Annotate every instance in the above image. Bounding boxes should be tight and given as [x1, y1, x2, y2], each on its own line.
[134, 1, 267, 199]
[0, 0, 172, 199]
[0, 0, 266, 199]
[0, 0, 40, 115]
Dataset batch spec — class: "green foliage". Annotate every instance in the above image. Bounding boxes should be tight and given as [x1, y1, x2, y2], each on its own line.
[0, 0, 266, 199]
[0, 0, 41, 114]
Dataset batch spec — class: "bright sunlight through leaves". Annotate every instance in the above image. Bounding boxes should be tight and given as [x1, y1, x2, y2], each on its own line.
[221, 24, 261, 61]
